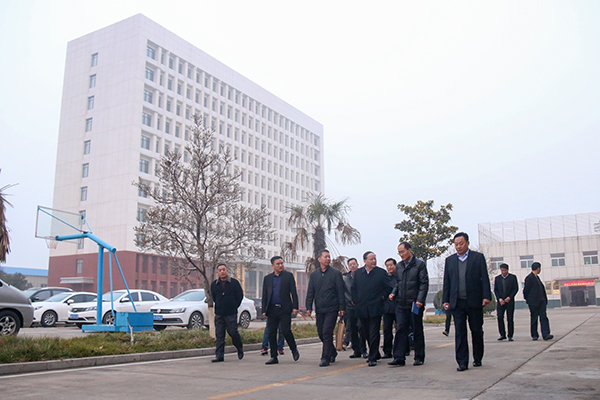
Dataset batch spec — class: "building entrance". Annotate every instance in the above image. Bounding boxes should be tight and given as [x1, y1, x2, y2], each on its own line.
[560, 280, 596, 307]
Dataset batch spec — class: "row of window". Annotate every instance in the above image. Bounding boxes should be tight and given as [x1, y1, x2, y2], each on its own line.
[490, 252, 600, 269]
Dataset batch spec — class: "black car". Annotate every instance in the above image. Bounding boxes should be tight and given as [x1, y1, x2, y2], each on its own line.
[248, 298, 265, 319]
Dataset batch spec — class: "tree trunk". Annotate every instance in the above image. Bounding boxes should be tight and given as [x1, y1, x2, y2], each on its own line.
[208, 307, 216, 339]
[312, 226, 326, 269]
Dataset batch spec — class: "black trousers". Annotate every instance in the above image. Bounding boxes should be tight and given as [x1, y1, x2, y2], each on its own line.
[497, 301, 515, 338]
[393, 307, 425, 361]
[344, 308, 366, 354]
[360, 315, 382, 362]
[528, 302, 551, 339]
[452, 299, 484, 366]
[316, 312, 338, 361]
[215, 314, 243, 358]
[382, 312, 396, 355]
[267, 305, 297, 358]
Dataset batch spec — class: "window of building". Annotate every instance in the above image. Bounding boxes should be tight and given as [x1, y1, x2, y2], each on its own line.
[583, 251, 599, 265]
[146, 46, 156, 59]
[143, 90, 153, 103]
[83, 140, 91, 155]
[87, 96, 94, 110]
[91, 53, 98, 67]
[139, 158, 149, 174]
[82, 163, 89, 178]
[489, 257, 504, 270]
[520, 255, 534, 269]
[169, 57, 174, 69]
[141, 135, 150, 150]
[138, 184, 148, 198]
[178, 63, 183, 74]
[85, 118, 93, 132]
[76, 259, 83, 274]
[80, 187, 88, 201]
[137, 207, 147, 222]
[165, 121, 170, 134]
[550, 253, 566, 267]
[89, 74, 96, 88]
[145, 67, 154, 81]
[177, 82, 182, 95]
[142, 112, 152, 127]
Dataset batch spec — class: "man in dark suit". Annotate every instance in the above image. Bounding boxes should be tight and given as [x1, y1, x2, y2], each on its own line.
[442, 232, 492, 371]
[262, 256, 300, 364]
[382, 258, 398, 359]
[523, 262, 553, 341]
[494, 263, 519, 341]
[351, 251, 393, 366]
[343, 257, 367, 358]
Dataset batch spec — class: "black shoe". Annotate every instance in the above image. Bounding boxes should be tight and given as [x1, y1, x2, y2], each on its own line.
[508, 337, 514, 342]
[292, 349, 300, 361]
[413, 359, 424, 366]
[368, 360, 377, 367]
[349, 353, 362, 358]
[388, 359, 405, 366]
[457, 364, 468, 372]
[381, 353, 393, 359]
[330, 355, 336, 363]
[265, 357, 279, 365]
[473, 361, 482, 367]
[238, 351, 244, 360]
[375, 352, 381, 360]
[498, 336, 507, 341]
[319, 359, 330, 367]
[543, 335, 554, 341]
[532, 337, 539, 341]
[442, 330, 449, 336]
[211, 357, 224, 363]
[361, 352, 368, 359]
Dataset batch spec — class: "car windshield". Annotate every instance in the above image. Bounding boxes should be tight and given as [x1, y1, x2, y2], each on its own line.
[102, 291, 126, 301]
[44, 293, 73, 302]
[172, 290, 205, 302]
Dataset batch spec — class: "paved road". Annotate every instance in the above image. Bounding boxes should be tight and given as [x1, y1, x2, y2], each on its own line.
[4, 307, 599, 399]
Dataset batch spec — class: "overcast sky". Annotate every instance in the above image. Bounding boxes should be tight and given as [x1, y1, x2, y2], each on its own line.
[1, 1, 599, 271]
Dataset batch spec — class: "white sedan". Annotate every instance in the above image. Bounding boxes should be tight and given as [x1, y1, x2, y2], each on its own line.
[33, 291, 97, 327]
[151, 289, 257, 330]
[68, 289, 168, 327]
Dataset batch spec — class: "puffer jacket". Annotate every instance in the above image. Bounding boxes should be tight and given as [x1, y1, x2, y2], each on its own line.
[391, 256, 429, 309]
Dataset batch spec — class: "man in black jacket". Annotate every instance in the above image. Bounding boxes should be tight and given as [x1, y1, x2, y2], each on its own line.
[343, 258, 367, 358]
[389, 242, 429, 366]
[306, 249, 346, 367]
[443, 232, 491, 371]
[210, 264, 244, 362]
[262, 256, 300, 365]
[382, 258, 399, 359]
[494, 263, 519, 341]
[351, 251, 393, 366]
[523, 262, 553, 341]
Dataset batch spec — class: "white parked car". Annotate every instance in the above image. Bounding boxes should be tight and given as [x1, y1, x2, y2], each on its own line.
[68, 289, 168, 327]
[33, 292, 97, 327]
[151, 289, 257, 331]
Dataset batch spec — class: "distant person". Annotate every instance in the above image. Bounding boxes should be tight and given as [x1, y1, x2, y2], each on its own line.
[210, 264, 244, 363]
[523, 262, 553, 341]
[494, 263, 519, 341]
[442, 232, 491, 371]
[351, 251, 393, 366]
[306, 249, 346, 367]
[262, 256, 301, 364]
[389, 242, 429, 366]
[261, 324, 284, 355]
[343, 257, 367, 358]
[382, 258, 398, 359]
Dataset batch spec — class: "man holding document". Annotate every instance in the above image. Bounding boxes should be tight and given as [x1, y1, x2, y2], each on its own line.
[389, 242, 429, 366]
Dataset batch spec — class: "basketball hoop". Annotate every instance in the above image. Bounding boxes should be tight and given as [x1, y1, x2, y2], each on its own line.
[45, 238, 59, 249]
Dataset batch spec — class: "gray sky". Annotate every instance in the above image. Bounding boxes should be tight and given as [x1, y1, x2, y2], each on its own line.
[1, 1, 599, 270]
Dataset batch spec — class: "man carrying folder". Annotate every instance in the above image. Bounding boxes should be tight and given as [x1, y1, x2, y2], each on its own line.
[389, 242, 429, 366]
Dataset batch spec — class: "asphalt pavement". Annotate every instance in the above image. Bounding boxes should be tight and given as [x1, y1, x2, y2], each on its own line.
[3, 307, 599, 399]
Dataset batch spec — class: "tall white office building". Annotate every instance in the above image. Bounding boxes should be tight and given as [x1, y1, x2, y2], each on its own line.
[49, 14, 323, 301]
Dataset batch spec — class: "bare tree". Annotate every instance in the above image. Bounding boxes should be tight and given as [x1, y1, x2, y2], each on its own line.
[0, 170, 17, 263]
[134, 115, 274, 335]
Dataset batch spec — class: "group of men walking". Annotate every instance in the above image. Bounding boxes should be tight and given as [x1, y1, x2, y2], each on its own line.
[209, 231, 553, 372]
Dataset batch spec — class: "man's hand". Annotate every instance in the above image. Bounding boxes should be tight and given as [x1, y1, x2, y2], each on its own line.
[482, 299, 490, 306]
[499, 299, 505, 306]
[339, 310, 344, 316]
[389, 294, 395, 300]
[306, 310, 312, 317]
[262, 313, 266, 318]
[505, 297, 511, 303]
[416, 302, 423, 308]
[292, 309, 298, 316]
[443, 302, 449, 311]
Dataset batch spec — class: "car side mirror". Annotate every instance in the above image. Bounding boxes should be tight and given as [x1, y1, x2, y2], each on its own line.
[32, 296, 40, 301]
[120, 298, 130, 303]
[66, 299, 75, 304]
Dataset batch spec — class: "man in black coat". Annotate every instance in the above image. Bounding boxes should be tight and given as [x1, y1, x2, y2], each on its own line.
[343, 257, 367, 358]
[442, 232, 492, 371]
[389, 242, 429, 366]
[262, 256, 300, 364]
[523, 262, 553, 341]
[382, 258, 399, 359]
[306, 249, 346, 367]
[210, 264, 244, 362]
[494, 263, 519, 341]
[351, 251, 393, 366]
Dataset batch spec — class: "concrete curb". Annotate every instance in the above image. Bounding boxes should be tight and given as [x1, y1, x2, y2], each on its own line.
[0, 337, 322, 376]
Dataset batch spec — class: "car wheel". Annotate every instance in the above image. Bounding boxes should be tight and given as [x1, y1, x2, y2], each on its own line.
[41, 310, 58, 327]
[0, 310, 21, 336]
[187, 311, 204, 329]
[239, 311, 251, 329]
[102, 311, 115, 325]
[153, 325, 167, 331]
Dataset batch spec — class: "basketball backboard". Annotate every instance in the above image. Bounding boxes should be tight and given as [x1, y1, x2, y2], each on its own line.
[35, 206, 86, 244]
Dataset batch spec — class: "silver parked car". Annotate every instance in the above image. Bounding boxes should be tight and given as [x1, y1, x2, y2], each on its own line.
[0, 278, 34, 335]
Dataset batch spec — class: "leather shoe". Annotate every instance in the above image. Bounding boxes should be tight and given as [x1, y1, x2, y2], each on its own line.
[361, 352, 368, 359]
[349, 353, 362, 358]
[292, 349, 300, 361]
[413, 359, 424, 366]
[498, 336, 507, 341]
[388, 359, 405, 366]
[473, 361, 482, 367]
[330, 355, 336, 363]
[543, 335, 554, 341]
[319, 359, 330, 367]
[381, 353, 393, 359]
[508, 337, 514, 342]
[265, 357, 278, 365]
[238, 351, 244, 360]
[457, 365, 468, 372]
[532, 337, 539, 341]
[211, 357, 224, 363]
[368, 361, 377, 367]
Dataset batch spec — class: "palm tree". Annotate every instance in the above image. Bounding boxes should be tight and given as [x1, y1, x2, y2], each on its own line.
[0, 170, 17, 263]
[283, 194, 361, 273]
